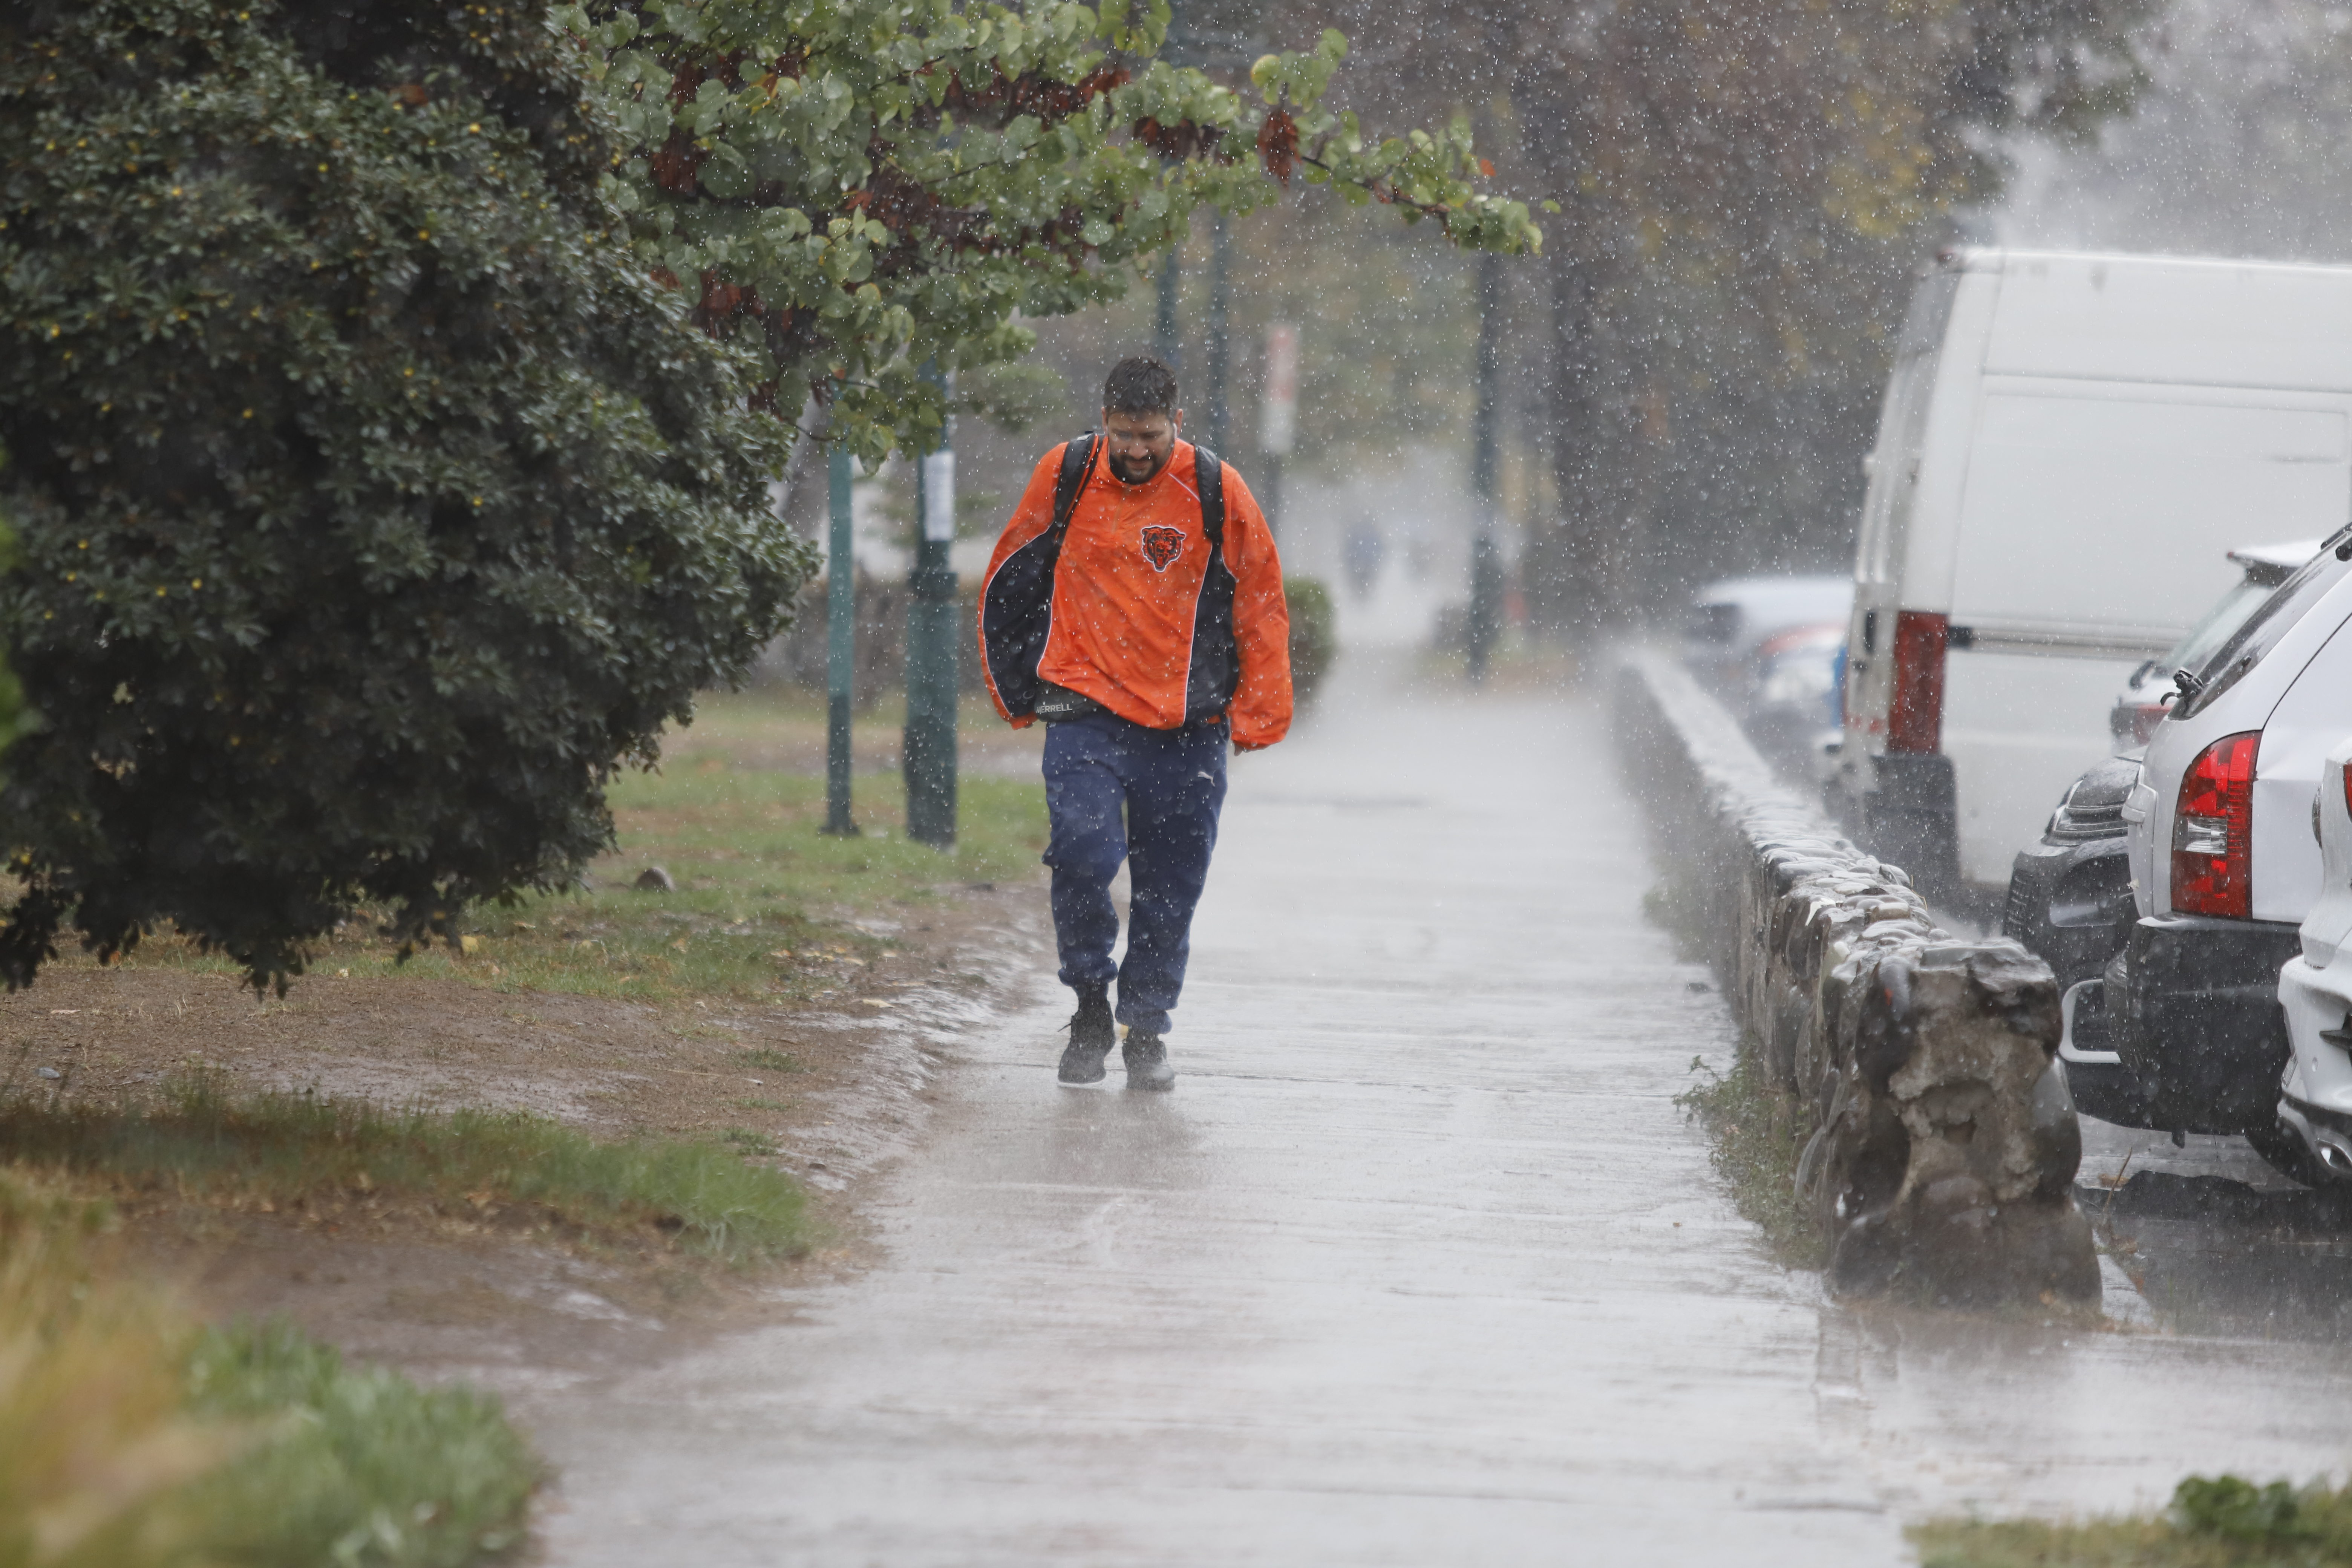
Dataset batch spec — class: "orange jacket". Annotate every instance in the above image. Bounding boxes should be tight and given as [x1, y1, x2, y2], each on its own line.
[978, 439, 1292, 749]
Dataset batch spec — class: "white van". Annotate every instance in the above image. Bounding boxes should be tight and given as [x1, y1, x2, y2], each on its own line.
[1831, 249, 2352, 902]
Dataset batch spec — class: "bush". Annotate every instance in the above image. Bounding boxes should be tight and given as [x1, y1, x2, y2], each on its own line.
[1286, 576, 1337, 711]
[0, 0, 815, 991]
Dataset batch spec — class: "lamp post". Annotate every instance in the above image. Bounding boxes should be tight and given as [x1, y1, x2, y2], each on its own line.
[903, 369, 958, 848]
[822, 444, 859, 836]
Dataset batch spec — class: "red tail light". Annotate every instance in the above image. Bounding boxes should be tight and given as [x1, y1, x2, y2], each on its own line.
[1887, 611, 1947, 753]
[2342, 760, 2352, 830]
[2173, 731, 2258, 918]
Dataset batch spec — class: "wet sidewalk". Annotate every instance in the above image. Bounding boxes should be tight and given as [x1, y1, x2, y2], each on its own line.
[529, 657, 2352, 1565]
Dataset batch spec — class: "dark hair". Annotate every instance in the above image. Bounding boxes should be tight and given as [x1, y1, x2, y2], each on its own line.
[1104, 356, 1179, 416]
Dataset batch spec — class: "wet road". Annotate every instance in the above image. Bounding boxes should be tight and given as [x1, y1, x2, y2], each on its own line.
[531, 658, 2352, 1565]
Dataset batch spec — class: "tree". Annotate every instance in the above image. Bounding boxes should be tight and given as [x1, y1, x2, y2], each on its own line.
[559, 0, 1545, 464]
[1282, 0, 2154, 639]
[0, 0, 1539, 994]
[0, 0, 810, 989]
[0, 522, 22, 760]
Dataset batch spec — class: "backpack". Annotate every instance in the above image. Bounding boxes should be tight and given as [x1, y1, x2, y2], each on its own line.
[979, 433, 1231, 724]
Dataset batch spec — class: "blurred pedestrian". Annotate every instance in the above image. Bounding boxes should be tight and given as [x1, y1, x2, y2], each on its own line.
[977, 357, 1292, 1089]
[1343, 521, 1384, 601]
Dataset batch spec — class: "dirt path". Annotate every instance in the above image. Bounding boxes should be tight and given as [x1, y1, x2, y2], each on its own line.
[3, 882, 1052, 1384]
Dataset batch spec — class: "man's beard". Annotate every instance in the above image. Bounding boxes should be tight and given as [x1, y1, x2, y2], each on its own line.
[1108, 448, 1167, 484]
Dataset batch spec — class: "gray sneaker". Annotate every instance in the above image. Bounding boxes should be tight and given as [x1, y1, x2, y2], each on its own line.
[1058, 991, 1115, 1085]
[1122, 1029, 1176, 1091]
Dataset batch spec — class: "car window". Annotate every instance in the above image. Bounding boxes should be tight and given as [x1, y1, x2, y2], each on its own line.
[2161, 577, 2277, 678]
[2175, 537, 2352, 721]
[1681, 603, 1739, 645]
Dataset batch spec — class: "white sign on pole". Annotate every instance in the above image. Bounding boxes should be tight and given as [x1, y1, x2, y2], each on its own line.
[921, 450, 957, 542]
[1259, 323, 1299, 456]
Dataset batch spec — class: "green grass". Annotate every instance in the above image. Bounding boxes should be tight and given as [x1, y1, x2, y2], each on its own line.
[1675, 1049, 1825, 1268]
[178, 1318, 538, 1568]
[0, 1078, 814, 1267]
[720, 1127, 781, 1157]
[1915, 1475, 2352, 1566]
[104, 687, 1050, 1004]
[735, 1048, 803, 1073]
[0, 1171, 538, 1568]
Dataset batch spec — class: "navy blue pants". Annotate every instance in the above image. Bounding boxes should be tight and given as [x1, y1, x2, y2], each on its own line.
[1042, 713, 1229, 1035]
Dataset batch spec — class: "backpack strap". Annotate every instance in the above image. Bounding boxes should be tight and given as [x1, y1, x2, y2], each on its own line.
[1050, 432, 1101, 548]
[1193, 443, 1225, 553]
[1050, 433, 1216, 547]
[1178, 443, 1239, 728]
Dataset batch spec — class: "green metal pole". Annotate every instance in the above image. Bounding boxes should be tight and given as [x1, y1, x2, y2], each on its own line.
[1207, 213, 1231, 453]
[903, 369, 959, 848]
[1155, 247, 1182, 374]
[822, 445, 859, 836]
[1153, 0, 1193, 377]
[1466, 246, 1504, 686]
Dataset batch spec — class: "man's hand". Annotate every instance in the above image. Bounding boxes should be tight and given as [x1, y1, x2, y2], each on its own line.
[1235, 740, 1271, 753]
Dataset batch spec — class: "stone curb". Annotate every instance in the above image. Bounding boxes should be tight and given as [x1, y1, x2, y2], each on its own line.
[1612, 648, 2098, 1306]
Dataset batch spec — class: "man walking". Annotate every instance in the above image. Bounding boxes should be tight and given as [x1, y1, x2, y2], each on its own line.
[978, 357, 1291, 1089]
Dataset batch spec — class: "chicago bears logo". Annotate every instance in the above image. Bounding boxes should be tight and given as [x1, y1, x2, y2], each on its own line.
[1139, 525, 1187, 572]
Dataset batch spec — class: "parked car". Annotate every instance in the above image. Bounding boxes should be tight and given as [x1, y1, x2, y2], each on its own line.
[1680, 576, 1849, 764]
[1746, 622, 1847, 770]
[2108, 535, 2352, 1157]
[2273, 733, 2352, 1185]
[1680, 576, 1850, 688]
[2107, 541, 2320, 750]
[2003, 543, 2324, 1125]
[1831, 248, 2352, 906]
